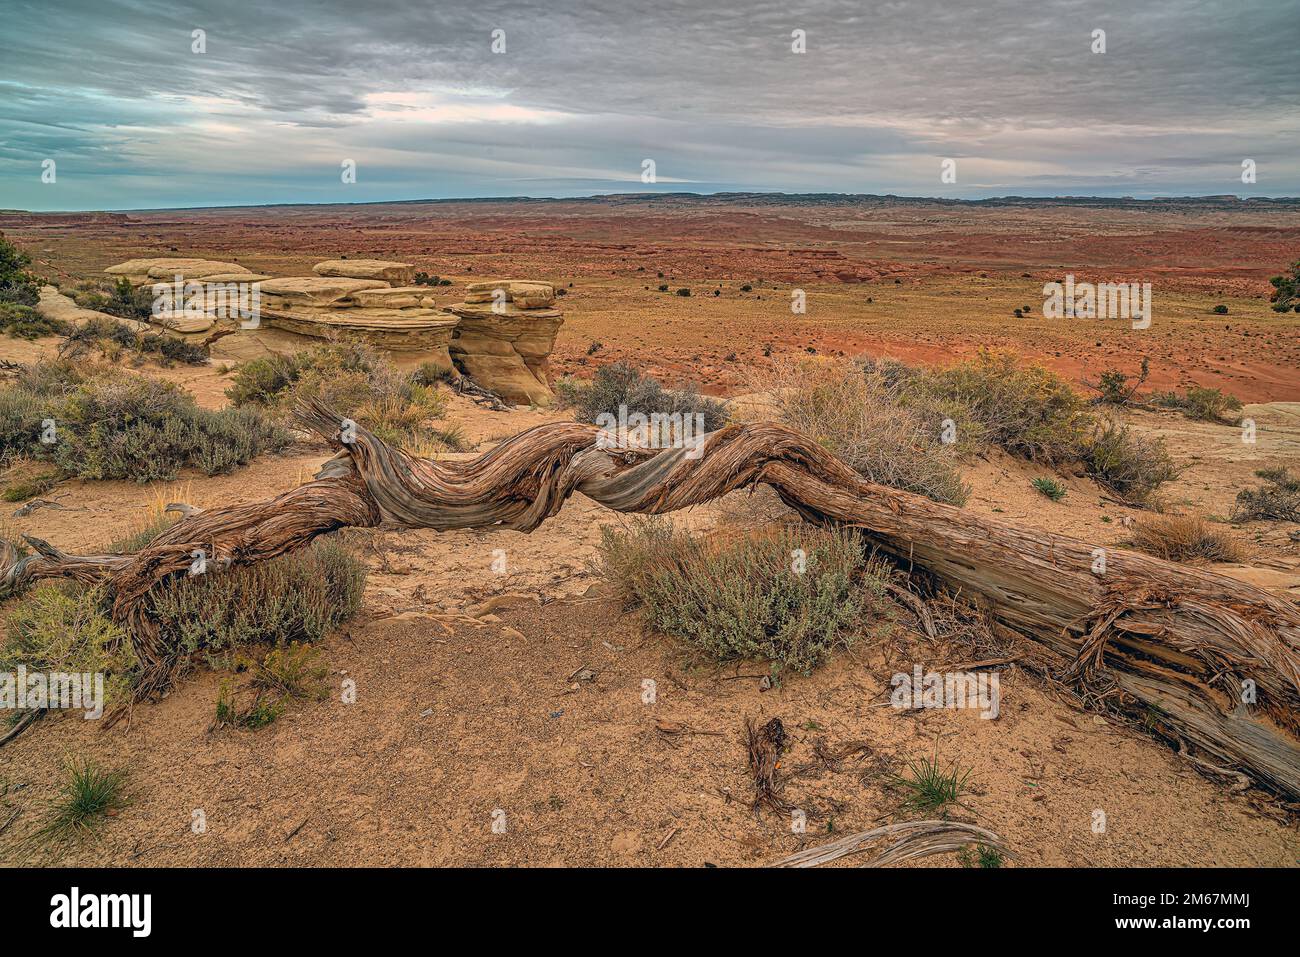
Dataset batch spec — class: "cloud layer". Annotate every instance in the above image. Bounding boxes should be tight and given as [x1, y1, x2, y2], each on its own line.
[3, 0, 1297, 210]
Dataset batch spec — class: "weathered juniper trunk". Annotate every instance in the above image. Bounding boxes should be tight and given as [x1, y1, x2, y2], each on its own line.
[3, 400, 1299, 796]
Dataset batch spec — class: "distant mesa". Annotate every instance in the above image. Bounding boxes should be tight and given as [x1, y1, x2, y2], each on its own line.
[92, 256, 566, 406]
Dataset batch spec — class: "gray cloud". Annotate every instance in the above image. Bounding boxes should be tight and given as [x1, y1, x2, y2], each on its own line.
[2, 0, 1296, 209]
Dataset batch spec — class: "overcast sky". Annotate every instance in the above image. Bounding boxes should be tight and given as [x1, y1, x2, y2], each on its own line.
[2, 0, 1297, 210]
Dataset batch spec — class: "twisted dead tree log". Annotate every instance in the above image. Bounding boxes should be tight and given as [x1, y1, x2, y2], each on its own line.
[3, 399, 1299, 797]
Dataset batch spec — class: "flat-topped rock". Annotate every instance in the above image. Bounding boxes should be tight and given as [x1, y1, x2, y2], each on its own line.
[312, 259, 414, 284]
[105, 258, 255, 282]
[257, 276, 389, 305]
[346, 286, 443, 309]
[463, 279, 555, 308]
[151, 310, 216, 333]
[448, 301, 562, 321]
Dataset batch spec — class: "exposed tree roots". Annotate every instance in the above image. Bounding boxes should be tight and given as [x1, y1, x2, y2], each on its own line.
[2, 399, 1298, 796]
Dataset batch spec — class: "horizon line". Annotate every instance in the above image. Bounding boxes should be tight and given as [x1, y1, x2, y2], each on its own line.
[7, 189, 1300, 216]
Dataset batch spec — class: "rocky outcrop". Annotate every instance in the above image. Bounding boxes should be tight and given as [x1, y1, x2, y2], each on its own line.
[312, 260, 416, 285]
[105, 258, 257, 285]
[258, 276, 458, 366]
[447, 281, 563, 406]
[35, 285, 151, 332]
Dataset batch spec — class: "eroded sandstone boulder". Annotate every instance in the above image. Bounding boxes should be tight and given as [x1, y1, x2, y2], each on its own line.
[258, 277, 457, 365]
[312, 259, 415, 285]
[447, 282, 563, 405]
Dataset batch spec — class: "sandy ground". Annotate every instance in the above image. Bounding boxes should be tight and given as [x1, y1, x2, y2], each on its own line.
[1, 347, 1298, 866]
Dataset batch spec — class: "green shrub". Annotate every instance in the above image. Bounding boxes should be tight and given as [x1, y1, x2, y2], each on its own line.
[1, 583, 137, 708]
[1082, 421, 1179, 505]
[675, 287, 691, 297]
[558, 361, 729, 433]
[1268, 260, 1299, 312]
[1232, 468, 1300, 522]
[145, 538, 366, 669]
[0, 303, 68, 339]
[0, 236, 40, 307]
[227, 340, 458, 451]
[1031, 477, 1067, 501]
[62, 315, 207, 366]
[1150, 386, 1243, 424]
[1212, 304, 1229, 315]
[599, 519, 891, 676]
[0, 364, 289, 482]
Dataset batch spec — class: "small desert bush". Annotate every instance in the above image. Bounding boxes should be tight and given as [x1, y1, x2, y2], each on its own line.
[1031, 477, 1067, 501]
[1127, 514, 1244, 564]
[904, 350, 1092, 463]
[0, 303, 68, 339]
[227, 340, 462, 451]
[0, 457, 59, 501]
[1232, 468, 1300, 523]
[214, 680, 283, 730]
[0, 362, 289, 479]
[144, 538, 366, 669]
[253, 641, 328, 700]
[46, 371, 290, 481]
[63, 315, 207, 367]
[1150, 386, 1243, 424]
[0, 236, 41, 307]
[1, 583, 137, 708]
[1081, 420, 1179, 505]
[763, 357, 969, 505]
[559, 361, 730, 433]
[1268, 260, 1299, 312]
[599, 519, 892, 676]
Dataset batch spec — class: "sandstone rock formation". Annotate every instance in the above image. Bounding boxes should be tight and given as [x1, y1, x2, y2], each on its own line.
[258, 276, 458, 367]
[35, 285, 151, 332]
[312, 259, 416, 285]
[105, 258, 256, 285]
[447, 280, 563, 405]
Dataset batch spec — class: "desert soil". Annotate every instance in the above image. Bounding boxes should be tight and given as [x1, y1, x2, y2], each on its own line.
[0, 370, 1297, 867]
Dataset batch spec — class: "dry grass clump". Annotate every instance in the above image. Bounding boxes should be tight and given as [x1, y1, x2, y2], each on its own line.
[762, 351, 1177, 507]
[226, 339, 466, 452]
[903, 349, 1092, 464]
[761, 357, 969, 506]
[600, 517, 893, 676]
[1127, 514, 1245, 564]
